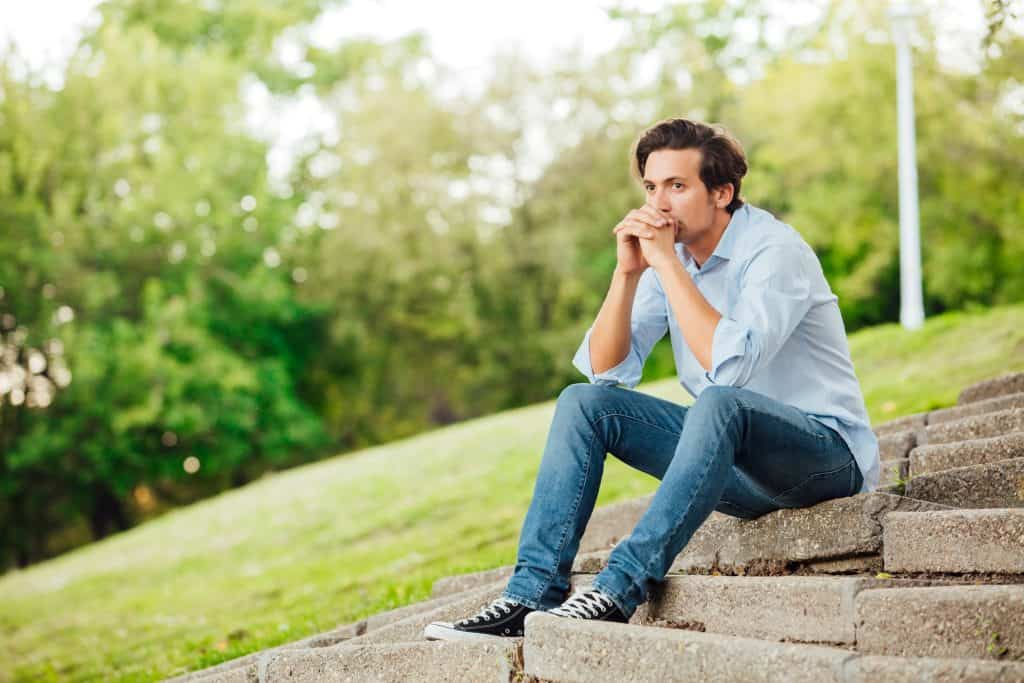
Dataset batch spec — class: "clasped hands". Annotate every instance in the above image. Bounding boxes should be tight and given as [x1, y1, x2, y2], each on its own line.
[612, 204, 681, 274]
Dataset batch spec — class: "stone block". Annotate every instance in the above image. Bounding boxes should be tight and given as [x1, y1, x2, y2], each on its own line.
[855, 585, 1024, 660]
[910, 433, 1024, 477]
[959, 372, 1024, 405]
[905, 458, 1024, 508]
[883, 509, 1024, 574]
[924, 409, 1024, 446]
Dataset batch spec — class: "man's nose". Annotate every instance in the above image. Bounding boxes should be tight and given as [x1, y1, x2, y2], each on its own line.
[649, 191, 672, 213]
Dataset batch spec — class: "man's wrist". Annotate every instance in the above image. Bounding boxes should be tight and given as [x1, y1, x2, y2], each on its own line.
[613, 265, 645, 282]
[650, 256, 680, 275]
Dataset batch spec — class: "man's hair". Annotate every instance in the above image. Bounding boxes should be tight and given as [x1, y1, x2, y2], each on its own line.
[630, 118, 747, 214]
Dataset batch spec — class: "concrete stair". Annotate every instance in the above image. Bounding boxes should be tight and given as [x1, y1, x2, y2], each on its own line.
[904, 457, 1024, 508]
[167, 373, 1024, 682]
[909, 432, 1024, 476]
[522, 614, 1024, 682]
[958, 372, 1024, 405]
[883, 508, 1024, 573]
[924, 407, 1024, 445]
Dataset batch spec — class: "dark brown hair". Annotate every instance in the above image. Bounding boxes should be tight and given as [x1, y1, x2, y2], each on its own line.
[631, 118, 747, 214]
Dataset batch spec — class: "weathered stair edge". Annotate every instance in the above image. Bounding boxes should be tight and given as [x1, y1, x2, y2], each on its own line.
[873, 389, 1024, 438]
[161, 580, 502, 683]
[856, 584, 1024, 660]
[878, 408, 1024, 457]
[523, 614, 1024, 683]
[193, 639, 523, 683]
[903, 457, 1024, 508]
[186, 581, 1024, 683]
[910, 432, 1024, 477]
[434, 491, 949, 601]
[668, 492, 952, 575]
[924, 407, 1024, 445]
[884, 508, 1024, 573]
[958, 372, 1024, 406]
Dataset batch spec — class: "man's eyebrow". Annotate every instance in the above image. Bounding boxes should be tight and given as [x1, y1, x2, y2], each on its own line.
[642, 176, 689, 184]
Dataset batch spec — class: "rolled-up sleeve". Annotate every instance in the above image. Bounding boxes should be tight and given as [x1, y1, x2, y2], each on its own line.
[705, 243, 813, 387]
[572, 268, 668, 389]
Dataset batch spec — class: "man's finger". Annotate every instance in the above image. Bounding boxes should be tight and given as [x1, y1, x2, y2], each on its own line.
[617, 224, 656, 239]
[628, 208, 667, 228]
[639, 205, 672, 227]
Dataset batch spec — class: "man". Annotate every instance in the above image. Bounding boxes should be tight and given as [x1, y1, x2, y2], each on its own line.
[424, 118, 879, 641]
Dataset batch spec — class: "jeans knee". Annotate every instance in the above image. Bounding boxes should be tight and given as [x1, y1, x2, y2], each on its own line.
[557, 382, 608, 415]
[694, 384, 743, 413]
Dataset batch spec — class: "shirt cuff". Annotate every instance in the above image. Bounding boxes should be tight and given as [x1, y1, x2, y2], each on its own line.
[572, 327, 637, 387]
[704, 317, 749, 385]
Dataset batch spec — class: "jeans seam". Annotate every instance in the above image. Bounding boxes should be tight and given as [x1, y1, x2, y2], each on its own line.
[533, 407, 610, 606]
[590, 408, 685, 439]
[736, 395, 827, 443]
[772, 459, 855, 502]
[634, 400, 735, 602]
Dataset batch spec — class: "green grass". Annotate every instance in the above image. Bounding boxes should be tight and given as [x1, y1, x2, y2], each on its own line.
[2, 303, 1023, 682]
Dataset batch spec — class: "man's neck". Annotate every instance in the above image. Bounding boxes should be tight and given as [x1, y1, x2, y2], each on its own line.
[686, 210, 732, 268]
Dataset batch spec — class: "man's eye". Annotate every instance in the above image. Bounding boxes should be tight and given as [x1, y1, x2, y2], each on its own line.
[673, 183, 683, 189]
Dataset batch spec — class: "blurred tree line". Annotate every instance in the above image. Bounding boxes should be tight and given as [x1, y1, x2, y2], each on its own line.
[0, 0, 1021, 569]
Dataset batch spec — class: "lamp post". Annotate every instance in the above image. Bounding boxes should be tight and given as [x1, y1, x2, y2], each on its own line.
[889, 3, 925, 330]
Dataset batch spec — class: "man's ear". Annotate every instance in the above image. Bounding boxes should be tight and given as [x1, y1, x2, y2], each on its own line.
[713, 183, 734, 209]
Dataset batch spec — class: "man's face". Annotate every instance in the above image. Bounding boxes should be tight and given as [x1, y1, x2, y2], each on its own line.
[642, 148, 722, 245]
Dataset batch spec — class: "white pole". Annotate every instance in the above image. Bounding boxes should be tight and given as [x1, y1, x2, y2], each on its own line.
[890, 3, 925, 330]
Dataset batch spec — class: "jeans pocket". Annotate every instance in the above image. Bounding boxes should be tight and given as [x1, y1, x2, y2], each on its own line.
[769, 460, 857, 508]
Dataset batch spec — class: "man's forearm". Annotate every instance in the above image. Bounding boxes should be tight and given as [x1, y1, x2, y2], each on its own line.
[654, 259, 721, 371]
[590, 266, 643, 375]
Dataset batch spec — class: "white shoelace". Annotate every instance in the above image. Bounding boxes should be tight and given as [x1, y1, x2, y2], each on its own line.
[548, 590, 615, 619]
[459, 596, 519, 625]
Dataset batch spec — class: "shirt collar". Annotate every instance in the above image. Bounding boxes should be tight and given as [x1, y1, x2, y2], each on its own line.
[678, 203, 749, 274]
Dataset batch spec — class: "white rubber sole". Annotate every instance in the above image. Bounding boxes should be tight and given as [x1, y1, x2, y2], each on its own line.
[422, 621, 513, 642]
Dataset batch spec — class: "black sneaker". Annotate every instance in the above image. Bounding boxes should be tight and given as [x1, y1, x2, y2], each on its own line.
[423, 596, 534, 641]
[547, 589, 629, 623]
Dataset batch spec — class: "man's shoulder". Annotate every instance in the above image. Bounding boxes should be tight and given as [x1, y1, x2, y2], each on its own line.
[735, 204, 814, 261]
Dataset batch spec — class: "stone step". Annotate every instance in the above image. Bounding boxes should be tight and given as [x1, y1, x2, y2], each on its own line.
[855, 584, 1024, 660]
[904, 458, 1024, 508]
[931, 391, 1024, 425]
[522, 613, 1024, 682]
[666, 492, 951, 575]
[556, 493, 948, 577]
[878, 429, 917, 460]
[568, 493, 942, 578]
[237, 639, 520, 683]
[627, 574, 949, 646]
[163, 620, 364, 682]
[958, 371, 1024, 405]
[166, 578, 505, 682]
[924, 408, 1024, 445]
[165, 577, 509, 683]
[873, 391, 1024, 439]
[873, 412, 926, 438]
[883, 508, 1024, 573]
[910, 432, 1024, 477]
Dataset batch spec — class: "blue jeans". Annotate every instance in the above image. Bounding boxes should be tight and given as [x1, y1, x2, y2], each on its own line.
[502, 383, 863, 617]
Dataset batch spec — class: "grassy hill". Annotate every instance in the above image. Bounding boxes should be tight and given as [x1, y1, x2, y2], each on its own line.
[2, 302, 1023, 682]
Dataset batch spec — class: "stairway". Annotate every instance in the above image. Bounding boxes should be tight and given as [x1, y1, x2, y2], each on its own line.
[163, 372, 1024, 682]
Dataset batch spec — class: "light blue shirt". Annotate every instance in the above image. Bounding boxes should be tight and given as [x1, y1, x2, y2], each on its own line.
[572, 203, 880, 494]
